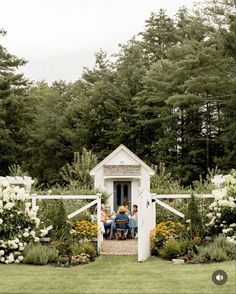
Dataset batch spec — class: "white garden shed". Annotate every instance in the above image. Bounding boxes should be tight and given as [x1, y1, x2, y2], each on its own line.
[90, 144, 155, 212]
[90, 144, 156, 261]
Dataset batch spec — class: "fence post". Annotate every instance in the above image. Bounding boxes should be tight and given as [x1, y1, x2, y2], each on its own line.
[96, 193, 102, 252]
[31, 194, 37, 209]
[152, 198, 156, 229]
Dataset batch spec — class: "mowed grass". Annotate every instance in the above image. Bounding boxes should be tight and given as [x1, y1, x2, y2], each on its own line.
[0, 256, 235, 294]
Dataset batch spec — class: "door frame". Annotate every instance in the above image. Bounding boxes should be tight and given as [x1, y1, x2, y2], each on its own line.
[113, 181, 131, 211]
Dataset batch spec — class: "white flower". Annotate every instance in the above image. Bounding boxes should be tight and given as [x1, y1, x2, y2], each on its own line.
[0, 218, 3, 225]
[35, 217, 40, 227]
[13, 243, 18, 249]
[30, 230, 36, 237]
[0, 257, 5, 262]
[25, 202, 31, 209]
[229, 223, 236, 228]
[0, 200, 3, 208]
[216, 213, 221, 218]
[4, 202, 14, 210]
[23, 232, 29, 238]
[8, 253, 14, 263]
[18, 255, 24, 261]
[34, 237, 40, 242]
[212, 175, 225, 187]
[212, 189, 225, 200]
[0, 250, 4, 256]
[223, 174, 236, 184]
[28, 211, 37, 219]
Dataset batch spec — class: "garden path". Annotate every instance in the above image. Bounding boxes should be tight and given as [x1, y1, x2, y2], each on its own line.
[101, 239, 138, 255]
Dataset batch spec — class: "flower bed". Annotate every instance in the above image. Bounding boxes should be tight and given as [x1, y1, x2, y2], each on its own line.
[207, 171, 236, 244]
[0, 185, 48, 264]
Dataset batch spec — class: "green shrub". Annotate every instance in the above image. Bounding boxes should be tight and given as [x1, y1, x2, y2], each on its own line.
[51, 199, 71, 241]
[46, 247, 59, 263]
[69, 242, 80, 255]
[159, 239, 181, 260]
[23, 243, 59, 265]
[193, 235, 236, 263]
[184, 194, 203, 238]
[77, 241, 97, 261]
[179, 240, 194, 254]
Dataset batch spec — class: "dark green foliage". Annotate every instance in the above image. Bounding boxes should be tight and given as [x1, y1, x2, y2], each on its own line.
[0, 1, 236, 186]
[51, 199, 70, 241]
[184, 195, 203, 237]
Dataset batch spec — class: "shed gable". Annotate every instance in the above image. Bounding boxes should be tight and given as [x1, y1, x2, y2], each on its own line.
[90, 144, 155, 176]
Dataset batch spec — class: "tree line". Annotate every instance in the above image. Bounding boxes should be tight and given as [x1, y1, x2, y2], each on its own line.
[0, 0, 235, 186]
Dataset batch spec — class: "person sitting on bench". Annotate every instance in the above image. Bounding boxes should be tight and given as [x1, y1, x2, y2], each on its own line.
[113, 206, 129, 239]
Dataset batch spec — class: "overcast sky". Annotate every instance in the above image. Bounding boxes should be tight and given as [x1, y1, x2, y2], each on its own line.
[0, 0, 198, 83]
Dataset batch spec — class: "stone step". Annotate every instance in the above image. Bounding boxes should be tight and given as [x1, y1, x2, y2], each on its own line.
[101, 239, 138, 255]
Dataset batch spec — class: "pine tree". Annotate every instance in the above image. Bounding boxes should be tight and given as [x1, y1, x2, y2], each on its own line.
[0, 30, 29, 175]
[185, 194, 203, 237]
[51, 199, 70, 241]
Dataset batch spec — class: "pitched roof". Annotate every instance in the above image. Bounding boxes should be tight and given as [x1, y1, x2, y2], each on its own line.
[90, 144, 155, 176]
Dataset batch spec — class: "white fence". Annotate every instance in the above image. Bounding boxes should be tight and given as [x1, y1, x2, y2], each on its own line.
[0, 176, 34, 192]
[31, 194, 102, 251]
[151, 193, 215, 228]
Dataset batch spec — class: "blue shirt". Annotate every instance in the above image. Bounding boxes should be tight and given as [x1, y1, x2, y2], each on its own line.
[115, 213, 129, 229]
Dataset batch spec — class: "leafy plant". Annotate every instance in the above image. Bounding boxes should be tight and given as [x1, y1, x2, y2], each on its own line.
[23, 243, 59, 265]
[51, 199, 71, 241]
[193, 235, 236, 263]
[60, 148, 97, 190]
[151, 221, 182, 255]
[159, 239, 181, 260]
[192, 167, 221, 194]
[8, 164, 29, 177]
[151, 163, 185, 193]
[77, 241, 97, 261]
[184, 194, 203, 238]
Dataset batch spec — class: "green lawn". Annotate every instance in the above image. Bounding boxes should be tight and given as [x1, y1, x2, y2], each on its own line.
[0, 256, 235, 294]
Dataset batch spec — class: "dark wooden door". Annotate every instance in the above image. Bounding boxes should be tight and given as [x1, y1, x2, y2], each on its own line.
[113, 181, 131, 211]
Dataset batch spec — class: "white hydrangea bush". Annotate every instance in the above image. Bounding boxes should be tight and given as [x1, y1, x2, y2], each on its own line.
[207, 171, 236, 244]
[0, 185, 48, 264]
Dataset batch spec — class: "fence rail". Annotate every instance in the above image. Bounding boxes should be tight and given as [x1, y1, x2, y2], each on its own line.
[30, 194, 99, 200]
[151, 193, 215, 222]
[30, 194, 102, 252]
[152, 193, 214, 199]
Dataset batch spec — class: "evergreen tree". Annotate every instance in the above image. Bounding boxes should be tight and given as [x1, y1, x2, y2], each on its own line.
[184, 194, 203, 237]
[0, 30, 29, 175]
[51, 199, 70, 241]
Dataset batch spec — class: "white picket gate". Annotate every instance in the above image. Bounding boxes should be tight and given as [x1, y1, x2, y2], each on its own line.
[138, 192, 216, 261]
[138, 190, 155, 261]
